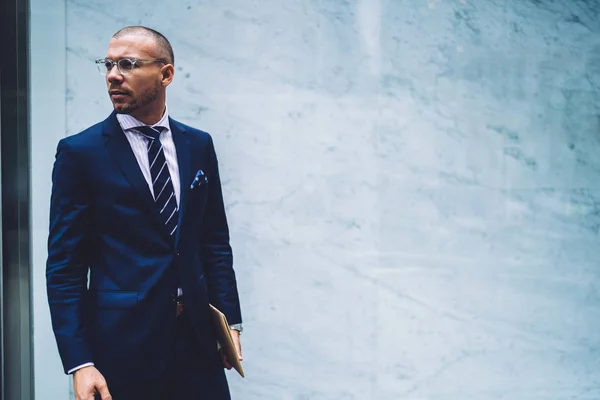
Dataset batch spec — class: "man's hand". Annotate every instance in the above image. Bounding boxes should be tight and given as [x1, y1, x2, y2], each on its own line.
[221, 329, 243, 370]
[73, 366, 111, 400]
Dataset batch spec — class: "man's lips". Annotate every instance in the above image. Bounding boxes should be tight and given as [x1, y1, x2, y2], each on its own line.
[109, 90, 129, 100]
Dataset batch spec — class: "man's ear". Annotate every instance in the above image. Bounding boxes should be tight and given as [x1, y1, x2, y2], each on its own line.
[161, 64, 175, 87]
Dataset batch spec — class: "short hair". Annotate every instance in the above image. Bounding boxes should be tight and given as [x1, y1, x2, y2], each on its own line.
[112, 26, 175, 66]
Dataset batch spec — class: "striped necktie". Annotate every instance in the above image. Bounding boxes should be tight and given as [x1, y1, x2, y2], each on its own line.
[137, 126, 179, 237]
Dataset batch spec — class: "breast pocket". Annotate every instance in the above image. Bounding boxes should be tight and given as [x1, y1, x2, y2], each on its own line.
[188, 176, 209, 210]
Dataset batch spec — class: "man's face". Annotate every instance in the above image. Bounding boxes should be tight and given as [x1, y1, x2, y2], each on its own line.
[104, 34, 166, 116]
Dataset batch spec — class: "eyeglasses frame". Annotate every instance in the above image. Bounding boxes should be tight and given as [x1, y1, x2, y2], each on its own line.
[95, 57, 168, 75]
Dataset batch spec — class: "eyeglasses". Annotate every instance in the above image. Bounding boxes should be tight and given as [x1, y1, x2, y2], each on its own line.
[95, 58, 167, 75]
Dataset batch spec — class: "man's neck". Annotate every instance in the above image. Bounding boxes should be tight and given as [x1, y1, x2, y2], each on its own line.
[127, 105, 167, 126]
[129, 111, 164, 125]
[116, 105, 169, 130]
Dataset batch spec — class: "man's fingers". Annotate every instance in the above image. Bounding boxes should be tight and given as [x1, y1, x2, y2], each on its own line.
[75, 386, 96, 400]
[97, 382, 112, 400]
[234, 337, 243, 360]
[73, 366, 111, 400]
[76, 393, 97, 400]
[220, 350, 233, 369]
[231, 331, 243, 361]
[236, 341, 243, 361]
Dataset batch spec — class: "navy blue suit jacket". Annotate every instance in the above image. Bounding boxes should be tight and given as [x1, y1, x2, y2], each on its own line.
[46, 112, 242, 384]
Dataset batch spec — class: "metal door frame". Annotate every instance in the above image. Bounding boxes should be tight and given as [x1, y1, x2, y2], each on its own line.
[1, 0, 33, 398]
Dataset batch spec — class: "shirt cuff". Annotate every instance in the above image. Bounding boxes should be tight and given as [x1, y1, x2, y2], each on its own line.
[229, 323, 243, 333]
[67, 362, 94, 374]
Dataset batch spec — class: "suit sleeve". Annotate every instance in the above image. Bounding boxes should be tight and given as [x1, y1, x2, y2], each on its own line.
[201, 135, 242, 325]
[46, 139, 94, 373]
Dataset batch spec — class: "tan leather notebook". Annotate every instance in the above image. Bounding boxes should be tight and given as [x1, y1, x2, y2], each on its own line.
[209, 304, 245, 377]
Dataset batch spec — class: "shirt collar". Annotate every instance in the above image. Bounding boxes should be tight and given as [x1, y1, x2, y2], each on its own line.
[116, 105, 170, 132]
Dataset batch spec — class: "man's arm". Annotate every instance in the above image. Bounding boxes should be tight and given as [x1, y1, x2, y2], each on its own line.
[48, 140, 113, 400]
[200, 135, 242, 326]
[46, 139, 94, 373]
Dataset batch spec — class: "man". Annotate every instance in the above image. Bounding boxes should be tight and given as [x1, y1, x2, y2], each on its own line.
[46, 26, 243, 400]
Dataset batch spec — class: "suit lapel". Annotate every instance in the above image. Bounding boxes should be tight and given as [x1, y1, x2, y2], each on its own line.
[102, 112, 170, 241]
[170, 118, 190, 248]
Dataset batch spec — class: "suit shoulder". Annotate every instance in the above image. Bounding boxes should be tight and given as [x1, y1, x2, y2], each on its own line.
[58, 120, 104, 151]
[170, 119, 213, 142]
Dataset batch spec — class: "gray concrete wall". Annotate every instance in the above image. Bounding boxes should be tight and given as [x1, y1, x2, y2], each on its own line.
[30, 0, 600, 398]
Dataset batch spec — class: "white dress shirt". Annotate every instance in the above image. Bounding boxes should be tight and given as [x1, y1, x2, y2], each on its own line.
[118, 106, 181, 206]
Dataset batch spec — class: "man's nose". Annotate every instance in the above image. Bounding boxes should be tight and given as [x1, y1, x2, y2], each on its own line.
[106, 63, 123, 82]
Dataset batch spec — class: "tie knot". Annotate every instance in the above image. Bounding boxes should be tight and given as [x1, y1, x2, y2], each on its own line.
[137, 126, 165, 141]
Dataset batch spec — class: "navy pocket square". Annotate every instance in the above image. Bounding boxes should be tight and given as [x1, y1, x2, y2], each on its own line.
[190, 169, 208, 189]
